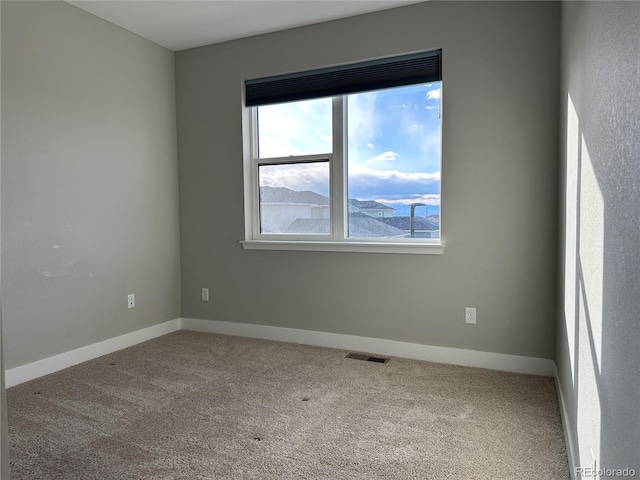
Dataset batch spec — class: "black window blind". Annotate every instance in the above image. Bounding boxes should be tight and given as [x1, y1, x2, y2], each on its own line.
[245, 49, 442, 107]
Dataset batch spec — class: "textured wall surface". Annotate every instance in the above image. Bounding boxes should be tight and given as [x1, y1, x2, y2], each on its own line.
[557, 1, 640, 475]
[0, 2, 8, 475]
[1, 1, 180, 368]
[176, 1, 560, 359]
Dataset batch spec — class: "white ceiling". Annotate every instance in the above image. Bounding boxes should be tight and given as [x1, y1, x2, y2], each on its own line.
[67, 1, 425, 52]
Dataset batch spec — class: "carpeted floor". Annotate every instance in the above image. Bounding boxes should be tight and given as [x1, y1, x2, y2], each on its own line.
[7, 331, 569, 479]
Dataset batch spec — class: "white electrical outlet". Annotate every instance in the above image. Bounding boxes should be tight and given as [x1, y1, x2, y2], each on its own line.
[465, 307, 476, 324]
[127, 294, 135, 309]
[201, 288, 209, 301]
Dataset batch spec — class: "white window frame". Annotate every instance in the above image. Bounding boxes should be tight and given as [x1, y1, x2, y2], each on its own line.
[241, 91, 445, 255]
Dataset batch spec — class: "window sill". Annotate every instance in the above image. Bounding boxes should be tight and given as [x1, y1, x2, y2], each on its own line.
[240, 240, 445, 255]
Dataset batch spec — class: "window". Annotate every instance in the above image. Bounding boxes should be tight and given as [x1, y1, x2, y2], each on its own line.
[242, 50, 444, 254]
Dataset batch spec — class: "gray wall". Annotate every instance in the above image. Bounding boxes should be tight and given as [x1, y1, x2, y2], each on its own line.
[557, 1, 640, 475]
[176, 1, 560, 359]
[0, 4, 8, 476]
[1, 1, 180, 369]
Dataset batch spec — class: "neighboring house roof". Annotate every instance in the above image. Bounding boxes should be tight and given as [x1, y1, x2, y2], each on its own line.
[348, 213, 405, 237]
[260, 186, 329, 205]
[348, 199, 395, 211]
[262, 186, 437, 236]
[285, 218, 330, 234]
[379, 216, 440, 231]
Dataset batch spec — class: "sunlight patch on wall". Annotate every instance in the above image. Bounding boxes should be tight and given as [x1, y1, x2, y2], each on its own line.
[579, 137, 604, 374]
[565, 93, 606, 476]
[578, 281, 601, 476]
[564, 93, 604, 377]
[564, 94, 579, 382]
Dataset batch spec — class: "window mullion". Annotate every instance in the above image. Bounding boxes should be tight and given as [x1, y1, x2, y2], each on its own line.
[247, 107, 261, 239]
[331, 97, 346, 240]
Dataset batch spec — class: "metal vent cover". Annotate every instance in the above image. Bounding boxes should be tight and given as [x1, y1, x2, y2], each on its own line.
[345, 352, 390, 364]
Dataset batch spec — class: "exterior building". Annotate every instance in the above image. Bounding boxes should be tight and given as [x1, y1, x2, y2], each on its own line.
[259, 186, 439, 238]
[259, 186, 330, 233]
[348, 199, 395, 218]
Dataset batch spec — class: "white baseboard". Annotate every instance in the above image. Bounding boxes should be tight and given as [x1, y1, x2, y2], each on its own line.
[554, 365, 577, 480]
[5, 318, 182, 388]
[182, 318, 555, 376]
[5, 317, 556, 387]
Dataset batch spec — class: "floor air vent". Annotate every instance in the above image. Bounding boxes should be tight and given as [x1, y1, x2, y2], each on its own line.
[346, 352, 390, 364]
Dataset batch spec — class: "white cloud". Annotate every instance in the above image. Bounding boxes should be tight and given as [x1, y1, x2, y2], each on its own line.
[259, 162, 329, 196]
[346, 91, 378, 162]
[375, 194, 441, 207]
[259, 161, 440, 201]
[367, 143, 375, 149]
[426, 88, 441, 100]
[348, 164, 441, 198]
[258, 98, 332, 158]
[368, 151, 399, 163]
[350, 164, 440, 183]
[390, 103, 416, 109]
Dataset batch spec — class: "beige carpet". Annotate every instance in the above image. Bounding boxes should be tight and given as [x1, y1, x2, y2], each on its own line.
[7, 331, 569, 479]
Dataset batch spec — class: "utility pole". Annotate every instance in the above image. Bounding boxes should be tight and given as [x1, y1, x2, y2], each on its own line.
[410, 203, 426, 238]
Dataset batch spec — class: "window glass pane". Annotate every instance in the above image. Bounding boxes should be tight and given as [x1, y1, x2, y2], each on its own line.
[347, 82, 441, 239]
[257, 98, 332, 158]
[258, 162, 330, 235]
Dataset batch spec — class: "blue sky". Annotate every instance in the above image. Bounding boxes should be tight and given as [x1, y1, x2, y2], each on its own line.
[258, 82, 441, 214]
